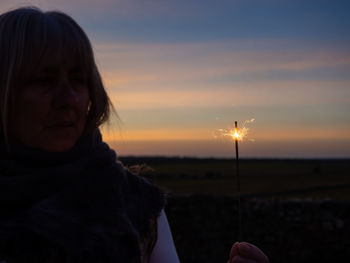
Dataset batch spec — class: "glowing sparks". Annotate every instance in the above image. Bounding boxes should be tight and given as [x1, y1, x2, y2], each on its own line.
[215, 118, 255, 142]
[234, 129, 239, 139]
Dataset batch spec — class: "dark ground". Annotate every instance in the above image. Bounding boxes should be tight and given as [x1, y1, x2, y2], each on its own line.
[120, 157, 350, 262]
[166, 196, 349, 263]
[120, 157, 350, 200]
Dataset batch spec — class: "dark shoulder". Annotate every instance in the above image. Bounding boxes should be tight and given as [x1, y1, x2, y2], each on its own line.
[114, 160, 166, 220]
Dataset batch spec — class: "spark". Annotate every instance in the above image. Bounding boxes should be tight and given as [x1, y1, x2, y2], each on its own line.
[215, 118, 255, 142]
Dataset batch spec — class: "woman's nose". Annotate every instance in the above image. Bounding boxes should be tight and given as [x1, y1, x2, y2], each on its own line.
[52, 78, 79, 108]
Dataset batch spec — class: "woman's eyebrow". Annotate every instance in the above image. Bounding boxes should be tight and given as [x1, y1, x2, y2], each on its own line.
[69, 66, 84, 74]
[37, 66, 84, 74]
[39, 66, 59, 74]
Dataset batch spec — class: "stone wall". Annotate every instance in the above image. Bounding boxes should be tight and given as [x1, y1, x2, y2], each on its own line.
[165, 195, 349, 263]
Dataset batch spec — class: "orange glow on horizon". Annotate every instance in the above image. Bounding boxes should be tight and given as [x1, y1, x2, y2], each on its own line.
[102, 127, 350, 142]
[101, 128, 214, 142]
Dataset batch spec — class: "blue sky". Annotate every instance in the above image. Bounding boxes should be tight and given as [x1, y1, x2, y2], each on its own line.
[76, 0, 350, 42]
[2, 0, 350, 157]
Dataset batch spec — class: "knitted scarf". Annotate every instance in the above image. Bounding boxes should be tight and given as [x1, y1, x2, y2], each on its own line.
[0, 130, 165, 263]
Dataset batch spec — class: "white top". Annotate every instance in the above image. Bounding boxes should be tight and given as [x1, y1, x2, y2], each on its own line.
[150, 209, 181, 263]
[0, 210, 180, 263]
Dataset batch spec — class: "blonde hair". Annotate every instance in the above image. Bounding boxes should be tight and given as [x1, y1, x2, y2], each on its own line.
[0, 7, 113, 143]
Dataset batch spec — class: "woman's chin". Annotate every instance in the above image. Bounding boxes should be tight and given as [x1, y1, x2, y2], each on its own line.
[37, 134, 80, 152]
[40, 139, 77, 152]
[40, 126, 82, 152]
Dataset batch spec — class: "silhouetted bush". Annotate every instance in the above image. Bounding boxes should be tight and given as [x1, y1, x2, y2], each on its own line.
[165, 196, 349, 263]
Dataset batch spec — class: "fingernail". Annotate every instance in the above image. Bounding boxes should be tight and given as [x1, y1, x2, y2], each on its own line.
[240, 243, 250, 252]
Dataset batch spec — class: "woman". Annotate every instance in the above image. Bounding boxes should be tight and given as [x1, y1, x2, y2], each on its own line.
[0, 7, 269, 263]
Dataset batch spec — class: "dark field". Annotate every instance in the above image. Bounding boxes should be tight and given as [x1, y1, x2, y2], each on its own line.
[120, 157, 350, 200]
[121, 157, 350, 262]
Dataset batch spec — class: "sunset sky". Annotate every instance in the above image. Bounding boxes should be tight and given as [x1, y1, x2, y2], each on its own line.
[2, 0, 350, 158]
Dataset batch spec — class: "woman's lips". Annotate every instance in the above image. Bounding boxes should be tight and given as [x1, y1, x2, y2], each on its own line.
[46, 120, 75, 128]
[49, 123, 74, 128]
[45, 121, 76, 136]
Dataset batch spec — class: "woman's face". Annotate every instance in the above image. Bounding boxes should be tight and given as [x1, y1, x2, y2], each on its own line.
[9, 60, 90, 152]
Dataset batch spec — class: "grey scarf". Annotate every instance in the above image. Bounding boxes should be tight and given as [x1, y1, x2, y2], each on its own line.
[0, 130, 165, 263]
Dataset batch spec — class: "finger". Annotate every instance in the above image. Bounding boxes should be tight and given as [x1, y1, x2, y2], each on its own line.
[229, 242, 240, 260]
[231, 255, 260, 263]
[238, 242, 269, 263]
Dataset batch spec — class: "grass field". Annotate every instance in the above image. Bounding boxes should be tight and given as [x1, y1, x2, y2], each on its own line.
[120, 157, 350, 200]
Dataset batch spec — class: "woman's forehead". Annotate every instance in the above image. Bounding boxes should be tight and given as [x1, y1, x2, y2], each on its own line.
[30, 45, 88, 74]
[37, 56, 82, 72]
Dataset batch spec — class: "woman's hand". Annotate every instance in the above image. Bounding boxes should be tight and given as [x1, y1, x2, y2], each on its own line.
[227, 242, 269, 263]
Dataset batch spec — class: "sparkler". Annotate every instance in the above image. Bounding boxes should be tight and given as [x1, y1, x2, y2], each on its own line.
[215, 118, 255, 241]
[234, 121, 242, 241]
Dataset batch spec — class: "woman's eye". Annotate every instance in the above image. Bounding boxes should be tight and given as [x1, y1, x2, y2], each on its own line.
[72, 78, 87, 84]
[30, 76, 55, 84]
[70, 73, 87, 84]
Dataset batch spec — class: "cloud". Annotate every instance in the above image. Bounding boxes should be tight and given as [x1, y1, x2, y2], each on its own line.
[0, 0, 192, 20]
[107, 80, 350, 111]
[95, 40, 350, 88]
[92, 40, 350, 110]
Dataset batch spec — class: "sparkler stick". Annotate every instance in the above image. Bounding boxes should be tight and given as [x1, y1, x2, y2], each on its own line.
[217, 119, 254, 240]
[234, 121, 242, 241]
